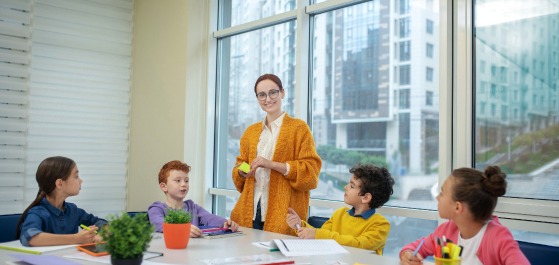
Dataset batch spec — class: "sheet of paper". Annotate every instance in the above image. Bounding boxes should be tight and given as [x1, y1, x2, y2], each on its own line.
[271, 239, 349, 257]
[10, 254, 80, 265]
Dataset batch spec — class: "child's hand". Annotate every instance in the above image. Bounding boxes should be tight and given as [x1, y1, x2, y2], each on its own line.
[400, 250, 424, 265]
[190, 225, 202, 238]
[286, 207, 302, 230]
[75, 228, 97, 244]
[93, 234, 103, 243]
[296, 227, 316, 239]
[223, 219, 239, 232]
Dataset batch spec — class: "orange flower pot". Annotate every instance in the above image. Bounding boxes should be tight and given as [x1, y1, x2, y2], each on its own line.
[162, 223, 191, 249]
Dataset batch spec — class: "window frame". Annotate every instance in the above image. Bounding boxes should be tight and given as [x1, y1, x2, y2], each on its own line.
[205, 0, 559, 236]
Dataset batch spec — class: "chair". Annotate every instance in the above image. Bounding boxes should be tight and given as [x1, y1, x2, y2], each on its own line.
[307, 216, 329, 228]
[127, 211, 146, 218]
[0, 214, 22, 243]
[517, 240, 559, 265]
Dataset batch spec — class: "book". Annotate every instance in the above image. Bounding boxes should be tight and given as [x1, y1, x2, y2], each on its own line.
[0, 240, 76, 255]
[201, 228, 244, 239]
[269, 239, 348, 257]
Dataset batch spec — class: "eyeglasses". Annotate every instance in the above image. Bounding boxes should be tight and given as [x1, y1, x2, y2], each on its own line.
[255, 89, 281, 101]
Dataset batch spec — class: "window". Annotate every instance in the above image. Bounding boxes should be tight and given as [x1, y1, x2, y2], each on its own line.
[474, 1, 559, 244]
[219, 0, 295, 28]
[400, 41, 411, 61]
[399, 0, 410, 15]
[426, 67, 434, 82]
[426, 43, 434, 58]
[400, 17, 410, 38]
[399, 65, 411, 85]
[210, 0, 559, 253]
[213, 22, 297, 192]
[426, 91, 434, 106]
[399, 89, 410, 109]
[426, 19, 434, 34]
[213, 0, 441, 258]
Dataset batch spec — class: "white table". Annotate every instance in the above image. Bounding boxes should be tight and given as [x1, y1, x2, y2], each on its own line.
[0, 228, 411, 264]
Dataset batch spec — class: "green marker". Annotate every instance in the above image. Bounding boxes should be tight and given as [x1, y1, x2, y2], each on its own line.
[80, 224, 97, 234]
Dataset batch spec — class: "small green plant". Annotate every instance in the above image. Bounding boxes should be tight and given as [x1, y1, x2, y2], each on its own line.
[100, 213, 154, 259]
[164, 208, 192, 224]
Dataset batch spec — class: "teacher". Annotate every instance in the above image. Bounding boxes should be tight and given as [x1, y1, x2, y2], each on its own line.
[231, 73, 322, 235]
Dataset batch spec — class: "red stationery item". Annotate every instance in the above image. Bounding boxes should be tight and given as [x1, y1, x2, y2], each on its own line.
[435, 238, 442, 258]
[259, 261, 295, 265]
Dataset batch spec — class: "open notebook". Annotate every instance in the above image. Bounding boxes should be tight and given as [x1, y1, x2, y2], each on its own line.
[270, 239, 348, 257]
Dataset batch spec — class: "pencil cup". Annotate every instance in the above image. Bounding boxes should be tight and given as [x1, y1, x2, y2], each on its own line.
[434, 257, 461, 265]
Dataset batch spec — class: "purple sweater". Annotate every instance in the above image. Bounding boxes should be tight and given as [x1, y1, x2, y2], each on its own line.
[400, 216, 529, 265]
[148, 200, 227, 232]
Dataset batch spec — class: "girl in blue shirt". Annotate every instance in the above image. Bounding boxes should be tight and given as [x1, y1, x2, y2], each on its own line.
[16, 156, 107, 246]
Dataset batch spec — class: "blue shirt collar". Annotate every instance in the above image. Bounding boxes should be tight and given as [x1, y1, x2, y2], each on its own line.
[347, 207, 376, 219]
[40, 197, 68, 217]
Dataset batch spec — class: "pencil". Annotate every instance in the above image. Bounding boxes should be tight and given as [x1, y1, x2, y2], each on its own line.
[412, 239, 425, 257]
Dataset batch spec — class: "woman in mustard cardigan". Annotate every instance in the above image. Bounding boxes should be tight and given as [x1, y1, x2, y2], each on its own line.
[231, 73, 322, 236]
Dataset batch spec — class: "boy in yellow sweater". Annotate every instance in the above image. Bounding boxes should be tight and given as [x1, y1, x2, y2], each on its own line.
[286, 164, 394, 255]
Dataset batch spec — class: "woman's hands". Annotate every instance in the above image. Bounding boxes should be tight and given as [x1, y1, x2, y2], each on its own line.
[236, 156, 272, 178]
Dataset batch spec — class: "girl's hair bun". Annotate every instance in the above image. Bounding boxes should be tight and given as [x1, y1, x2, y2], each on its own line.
[482, 165, 507, 197]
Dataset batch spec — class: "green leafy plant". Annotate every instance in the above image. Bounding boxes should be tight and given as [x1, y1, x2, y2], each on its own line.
[164, 208, 192, 224]
[100, 213, 154, 259]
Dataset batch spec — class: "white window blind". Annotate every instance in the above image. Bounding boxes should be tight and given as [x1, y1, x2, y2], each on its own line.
[1, 0, 133, 217]
[0, 0, 31, 214]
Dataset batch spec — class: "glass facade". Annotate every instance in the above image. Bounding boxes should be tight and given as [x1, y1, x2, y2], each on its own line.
[474, 0, 559, 201]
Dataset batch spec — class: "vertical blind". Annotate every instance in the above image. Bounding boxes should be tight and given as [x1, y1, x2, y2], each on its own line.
[0, 0, 31, 214]
[0, 0, 133, 217]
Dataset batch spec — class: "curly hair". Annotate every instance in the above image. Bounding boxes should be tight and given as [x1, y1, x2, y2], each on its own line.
[350, 164, 394, 209]
[158, 160, 191, 184]
[451, 165, 507, 222]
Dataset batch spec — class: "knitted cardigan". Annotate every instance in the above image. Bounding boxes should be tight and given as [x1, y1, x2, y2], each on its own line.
[231, 114, 322, 236]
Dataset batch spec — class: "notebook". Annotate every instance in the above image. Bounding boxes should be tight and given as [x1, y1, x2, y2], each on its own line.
[269, 239, 348, 257]
[0, 240, 76, 255]
[200, 228, 244, 239]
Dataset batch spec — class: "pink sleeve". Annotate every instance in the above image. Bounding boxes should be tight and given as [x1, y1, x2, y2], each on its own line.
[496, 229, 530, 265]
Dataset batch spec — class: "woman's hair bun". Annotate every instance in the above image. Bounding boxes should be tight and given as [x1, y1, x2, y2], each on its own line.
[482, 165, 507, 197]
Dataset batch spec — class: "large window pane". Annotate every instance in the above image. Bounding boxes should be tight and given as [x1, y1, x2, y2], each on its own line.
[219, 0, 296, 29]
[474, 0, 559, 201]
[214, 22, 297, 190]
[310, 1, 439, 213]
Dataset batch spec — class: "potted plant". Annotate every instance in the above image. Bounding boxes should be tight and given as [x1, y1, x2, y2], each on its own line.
[163, 208, 192, 249]
[100, 212, 154, 265]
